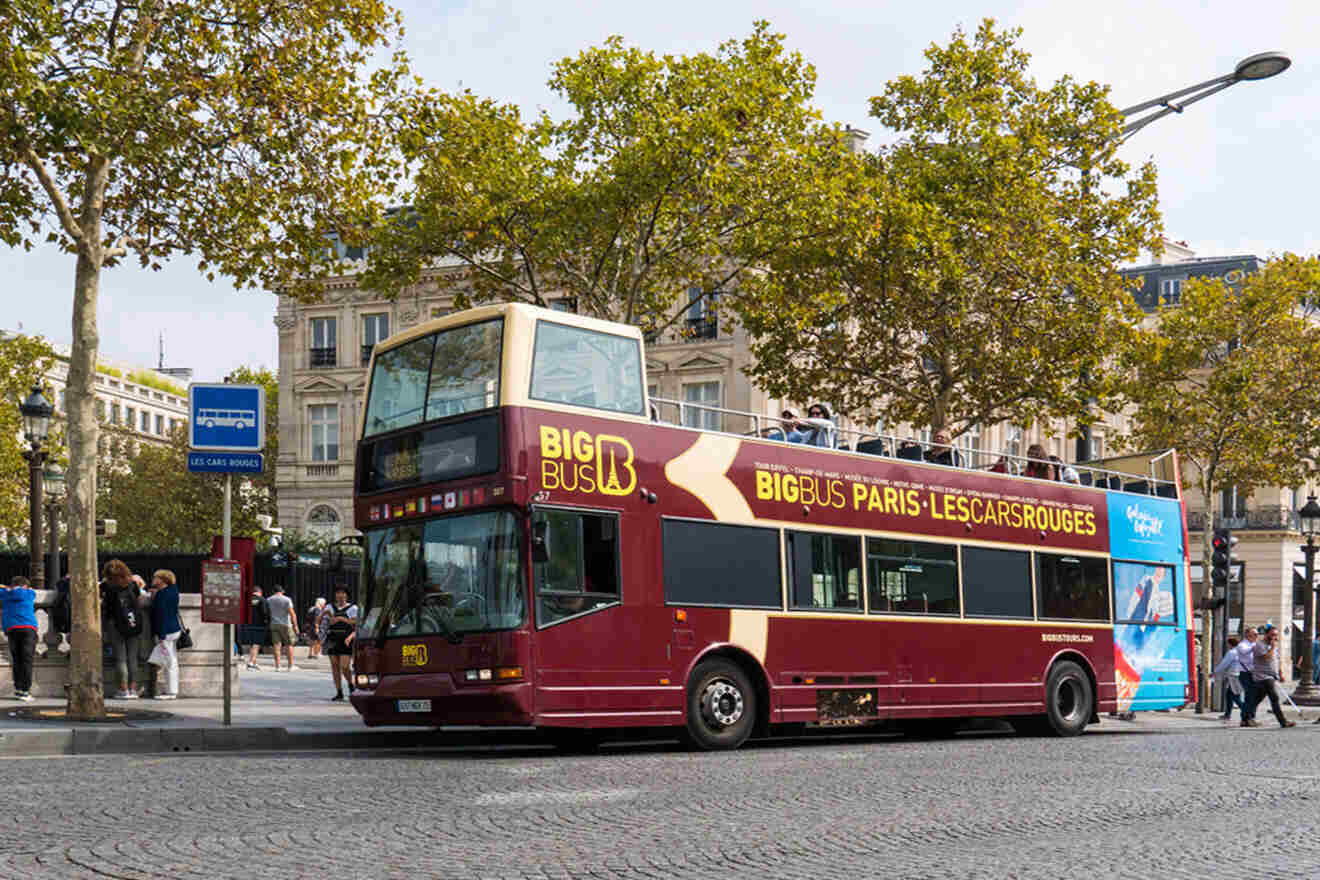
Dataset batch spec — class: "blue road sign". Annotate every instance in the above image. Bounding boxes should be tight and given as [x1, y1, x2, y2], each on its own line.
[187, 451, 265, 474]
[190, 383, 265, 452]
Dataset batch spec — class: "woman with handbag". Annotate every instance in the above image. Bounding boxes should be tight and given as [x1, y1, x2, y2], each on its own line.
[146, 569, 181, 700]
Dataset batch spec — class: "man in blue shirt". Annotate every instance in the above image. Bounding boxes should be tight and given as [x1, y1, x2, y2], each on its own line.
[0, 576, 38, 701]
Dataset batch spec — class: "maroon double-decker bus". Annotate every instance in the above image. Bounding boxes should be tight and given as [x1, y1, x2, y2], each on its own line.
[349, 303, 1194, 749]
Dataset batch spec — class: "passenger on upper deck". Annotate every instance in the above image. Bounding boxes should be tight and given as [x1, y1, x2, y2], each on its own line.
[800, 404, 836, 448]
[1023, 444, 1057, 480]
[768, 410, 810, 444]
[924, 429, 963, 468]
[1051, 455, 1080, 484]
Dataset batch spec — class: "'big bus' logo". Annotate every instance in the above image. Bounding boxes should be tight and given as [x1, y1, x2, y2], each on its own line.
[402, 644, 428, 666]
[538, 426, 636, 497]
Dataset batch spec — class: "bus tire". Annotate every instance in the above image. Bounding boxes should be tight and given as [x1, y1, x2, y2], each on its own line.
[1043, 660, 1092, 737]
[685, 658, 755, 751]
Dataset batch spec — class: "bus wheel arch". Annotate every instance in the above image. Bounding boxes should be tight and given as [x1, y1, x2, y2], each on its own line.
[1042, 654, 1096, 736]
[683, 646, 770, 750]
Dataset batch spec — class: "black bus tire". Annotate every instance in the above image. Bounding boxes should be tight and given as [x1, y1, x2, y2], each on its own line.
[685, 658, 756, 751]
[1044, 660, 1093, 737]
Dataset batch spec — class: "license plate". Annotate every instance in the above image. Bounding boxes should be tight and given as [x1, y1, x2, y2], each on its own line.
[397, 699, 432, 713]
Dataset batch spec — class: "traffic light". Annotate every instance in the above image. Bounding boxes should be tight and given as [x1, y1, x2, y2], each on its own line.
[1211, 528, 1236, 589]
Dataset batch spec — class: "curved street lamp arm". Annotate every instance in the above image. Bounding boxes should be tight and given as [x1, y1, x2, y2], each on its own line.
[1120, 79, 1238, 138]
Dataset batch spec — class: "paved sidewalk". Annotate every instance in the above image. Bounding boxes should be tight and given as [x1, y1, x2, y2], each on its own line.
[0, 660, 1308, 757]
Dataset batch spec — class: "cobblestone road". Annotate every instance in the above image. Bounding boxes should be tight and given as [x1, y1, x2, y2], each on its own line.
[3, 722, 1319, 879]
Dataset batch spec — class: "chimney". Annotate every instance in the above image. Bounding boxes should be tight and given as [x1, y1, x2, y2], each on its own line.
[844, 124, 870, 155]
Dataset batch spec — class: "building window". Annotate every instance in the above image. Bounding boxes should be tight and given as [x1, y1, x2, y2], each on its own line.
[681, 381, 721, 431]
[155, 414, 165, 435]
[685, 287, 718, 339]
[310, 317, 337, 367]
[96, 399, 106, 421]
[957, 424, 982, 466]
[109, 403, 119, 424]
[126, 406, 136, 429]
[1161, 278, 1183, 304]
[58, 390, 66, 412]
[140, 410, 150, 432]
[362, 312, 390, 365]
[309, 404, 339, 462]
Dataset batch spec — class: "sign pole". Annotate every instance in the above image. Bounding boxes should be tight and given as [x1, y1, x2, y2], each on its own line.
[223, 472, 232, 727]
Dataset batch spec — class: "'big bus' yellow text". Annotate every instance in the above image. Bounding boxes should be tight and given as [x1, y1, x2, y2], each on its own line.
[754, 469, 1096, 537]
[539, 426, 637, 497]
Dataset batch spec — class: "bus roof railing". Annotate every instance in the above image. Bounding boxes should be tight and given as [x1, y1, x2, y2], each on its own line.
[649, 397, 1178, 498]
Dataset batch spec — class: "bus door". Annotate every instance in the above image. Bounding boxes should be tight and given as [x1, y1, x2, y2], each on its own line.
[529, 506, 662, 724]
[1112, 560, 1188, 711]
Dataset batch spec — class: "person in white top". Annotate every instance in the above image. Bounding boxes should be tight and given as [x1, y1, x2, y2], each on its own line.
[1212, 635, 1245, 721]
[1235, 628, 1258, 723]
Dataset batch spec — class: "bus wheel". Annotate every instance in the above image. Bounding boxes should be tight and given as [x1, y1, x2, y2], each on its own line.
[686, 659, 755, 750]
[1044, 661, 1092, 737]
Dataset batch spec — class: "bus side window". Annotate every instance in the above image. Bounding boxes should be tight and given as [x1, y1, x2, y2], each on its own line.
[533, 509, 621, 625]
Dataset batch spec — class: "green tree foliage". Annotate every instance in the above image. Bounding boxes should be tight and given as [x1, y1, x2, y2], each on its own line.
[362, 22, 860, 333]
[738, 21, 1162, 436]
[1118, 254, 1320, 683]
[0, 0, 405, 718]
[0, 334, 57, 538]
[224, 365, 278, 510]
[97, 424, 275, 552]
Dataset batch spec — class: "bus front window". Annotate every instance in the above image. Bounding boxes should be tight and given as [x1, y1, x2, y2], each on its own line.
[360, 511, 525, 640]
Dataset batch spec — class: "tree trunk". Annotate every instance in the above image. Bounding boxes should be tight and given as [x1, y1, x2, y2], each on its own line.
[66, 163, 108, 720]
[1198, 487, 1217, 715]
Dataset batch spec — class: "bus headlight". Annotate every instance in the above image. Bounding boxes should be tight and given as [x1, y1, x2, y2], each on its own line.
[355, 673, 379, 688]
[464, 666, 523, 682]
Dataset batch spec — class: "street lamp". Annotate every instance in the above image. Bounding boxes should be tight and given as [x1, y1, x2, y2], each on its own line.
[42, 464, 65, 653]
[1075, 50, 1292, 464]
[1293, 494, 1320, 703]
[18, 385, 53, 589]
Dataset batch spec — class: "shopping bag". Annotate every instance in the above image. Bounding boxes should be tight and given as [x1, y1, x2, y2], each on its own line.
[147, 641, 169, 666]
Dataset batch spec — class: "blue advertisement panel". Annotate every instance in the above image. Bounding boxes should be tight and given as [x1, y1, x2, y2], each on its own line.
[1113, 561, 1188, 711]
[1106, 495, 1184, 564]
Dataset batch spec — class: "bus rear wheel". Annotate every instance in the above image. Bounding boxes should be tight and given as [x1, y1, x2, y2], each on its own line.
[685, 658, 756, 751]
[1043, 660, 1092, 737]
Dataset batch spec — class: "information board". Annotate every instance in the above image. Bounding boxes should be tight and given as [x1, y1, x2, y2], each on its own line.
[202, 559, 244, 624]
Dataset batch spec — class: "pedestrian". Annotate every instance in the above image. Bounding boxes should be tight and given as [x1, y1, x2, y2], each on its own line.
[245, 587, 268, 670]
[265, 584, 297, 672]
[1236, 628, 1258, 723]
[325, 586, 358, 701]
[0, 576, 37, 701]
[1243, 624, 1295, 728]
[1212, 636, 1246, 721]
[145, 569, 181, 700]
[99, 559, 144, 699]
[306, 597, 327, 659]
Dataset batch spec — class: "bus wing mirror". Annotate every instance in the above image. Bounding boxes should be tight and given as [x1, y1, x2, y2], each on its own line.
[531, 521, 550, 563]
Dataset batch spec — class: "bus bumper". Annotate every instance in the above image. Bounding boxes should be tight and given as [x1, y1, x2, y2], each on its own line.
[351, 673, 534, 727]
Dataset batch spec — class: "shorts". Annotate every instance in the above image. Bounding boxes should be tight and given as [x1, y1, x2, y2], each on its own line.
[325, 636, 353, 657]
[269, 623, 295, 646]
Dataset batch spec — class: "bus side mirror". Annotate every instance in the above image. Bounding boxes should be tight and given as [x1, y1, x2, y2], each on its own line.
[531, 521, 550, 563]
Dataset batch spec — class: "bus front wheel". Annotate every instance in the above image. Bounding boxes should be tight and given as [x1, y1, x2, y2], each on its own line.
[1043, 661, 1092, 737]
[685, 658, 755, 750]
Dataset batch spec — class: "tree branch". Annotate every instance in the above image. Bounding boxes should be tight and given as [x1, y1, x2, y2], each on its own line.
[21, 146, 83, 244]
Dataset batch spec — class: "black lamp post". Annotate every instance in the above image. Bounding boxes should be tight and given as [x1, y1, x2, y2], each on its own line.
[1293, 495, 1320, 703]
[19, 385, 53, 589]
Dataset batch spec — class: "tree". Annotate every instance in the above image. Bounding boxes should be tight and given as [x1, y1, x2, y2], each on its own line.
[224, 366, 278, 512]
[737, 21, 1161, 437]
[1117, 253, 1320, 699]
[361, 22, 861, 334]
[0, 0, 404, 719]
[0, 333, 58, 539]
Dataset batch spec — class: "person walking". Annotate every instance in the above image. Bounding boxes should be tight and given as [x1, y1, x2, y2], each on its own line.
[325, 586, 358, 701]
[1243, 624, 1295, 728]
[100, 559, 144, 699]
[146, 569, 181, 700]
[265, 585, 297, 672]
[1212, 636, 1246, 721]
[1236, 628, 1258, 724]
[245, 587, 268, 670]
[0, 577, 37, 701]
[306, 597, 327, 659]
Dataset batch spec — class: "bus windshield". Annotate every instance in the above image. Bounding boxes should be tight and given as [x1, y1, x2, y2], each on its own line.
[359, 511, 524, 640]
[363, 318, 503, 438]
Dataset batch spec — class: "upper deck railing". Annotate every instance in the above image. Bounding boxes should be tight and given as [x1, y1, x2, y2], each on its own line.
[649, 397, 1178, 499]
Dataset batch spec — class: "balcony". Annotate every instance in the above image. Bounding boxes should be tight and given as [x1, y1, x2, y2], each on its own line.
[1187, 506, 1300, 532]
[305, 463, 340, 478]
[361, 343, 375, 365]
[684, 316, 718, 340]
[309, 347, 337, 368]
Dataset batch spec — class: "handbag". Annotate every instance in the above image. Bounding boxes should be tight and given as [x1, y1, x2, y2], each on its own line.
[176, 613, 194, 650]
[147, 641, 169, 666]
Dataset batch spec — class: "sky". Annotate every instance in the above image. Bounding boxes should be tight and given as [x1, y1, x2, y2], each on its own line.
[6, 0, 1317, 382]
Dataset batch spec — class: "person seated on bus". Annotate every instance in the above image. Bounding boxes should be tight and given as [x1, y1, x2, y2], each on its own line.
[924, 428, 963, 467]
[1050, 455, 1080, 484]
[988, 455, 1011, 474]
[800, 404, 836, 448]
[1023, 444, 1056, 480]
[764, 410, 809, 443]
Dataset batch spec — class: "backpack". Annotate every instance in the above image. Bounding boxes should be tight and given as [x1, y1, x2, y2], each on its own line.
[112, 587, 143, 638]
[52, 577, 72, 635]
